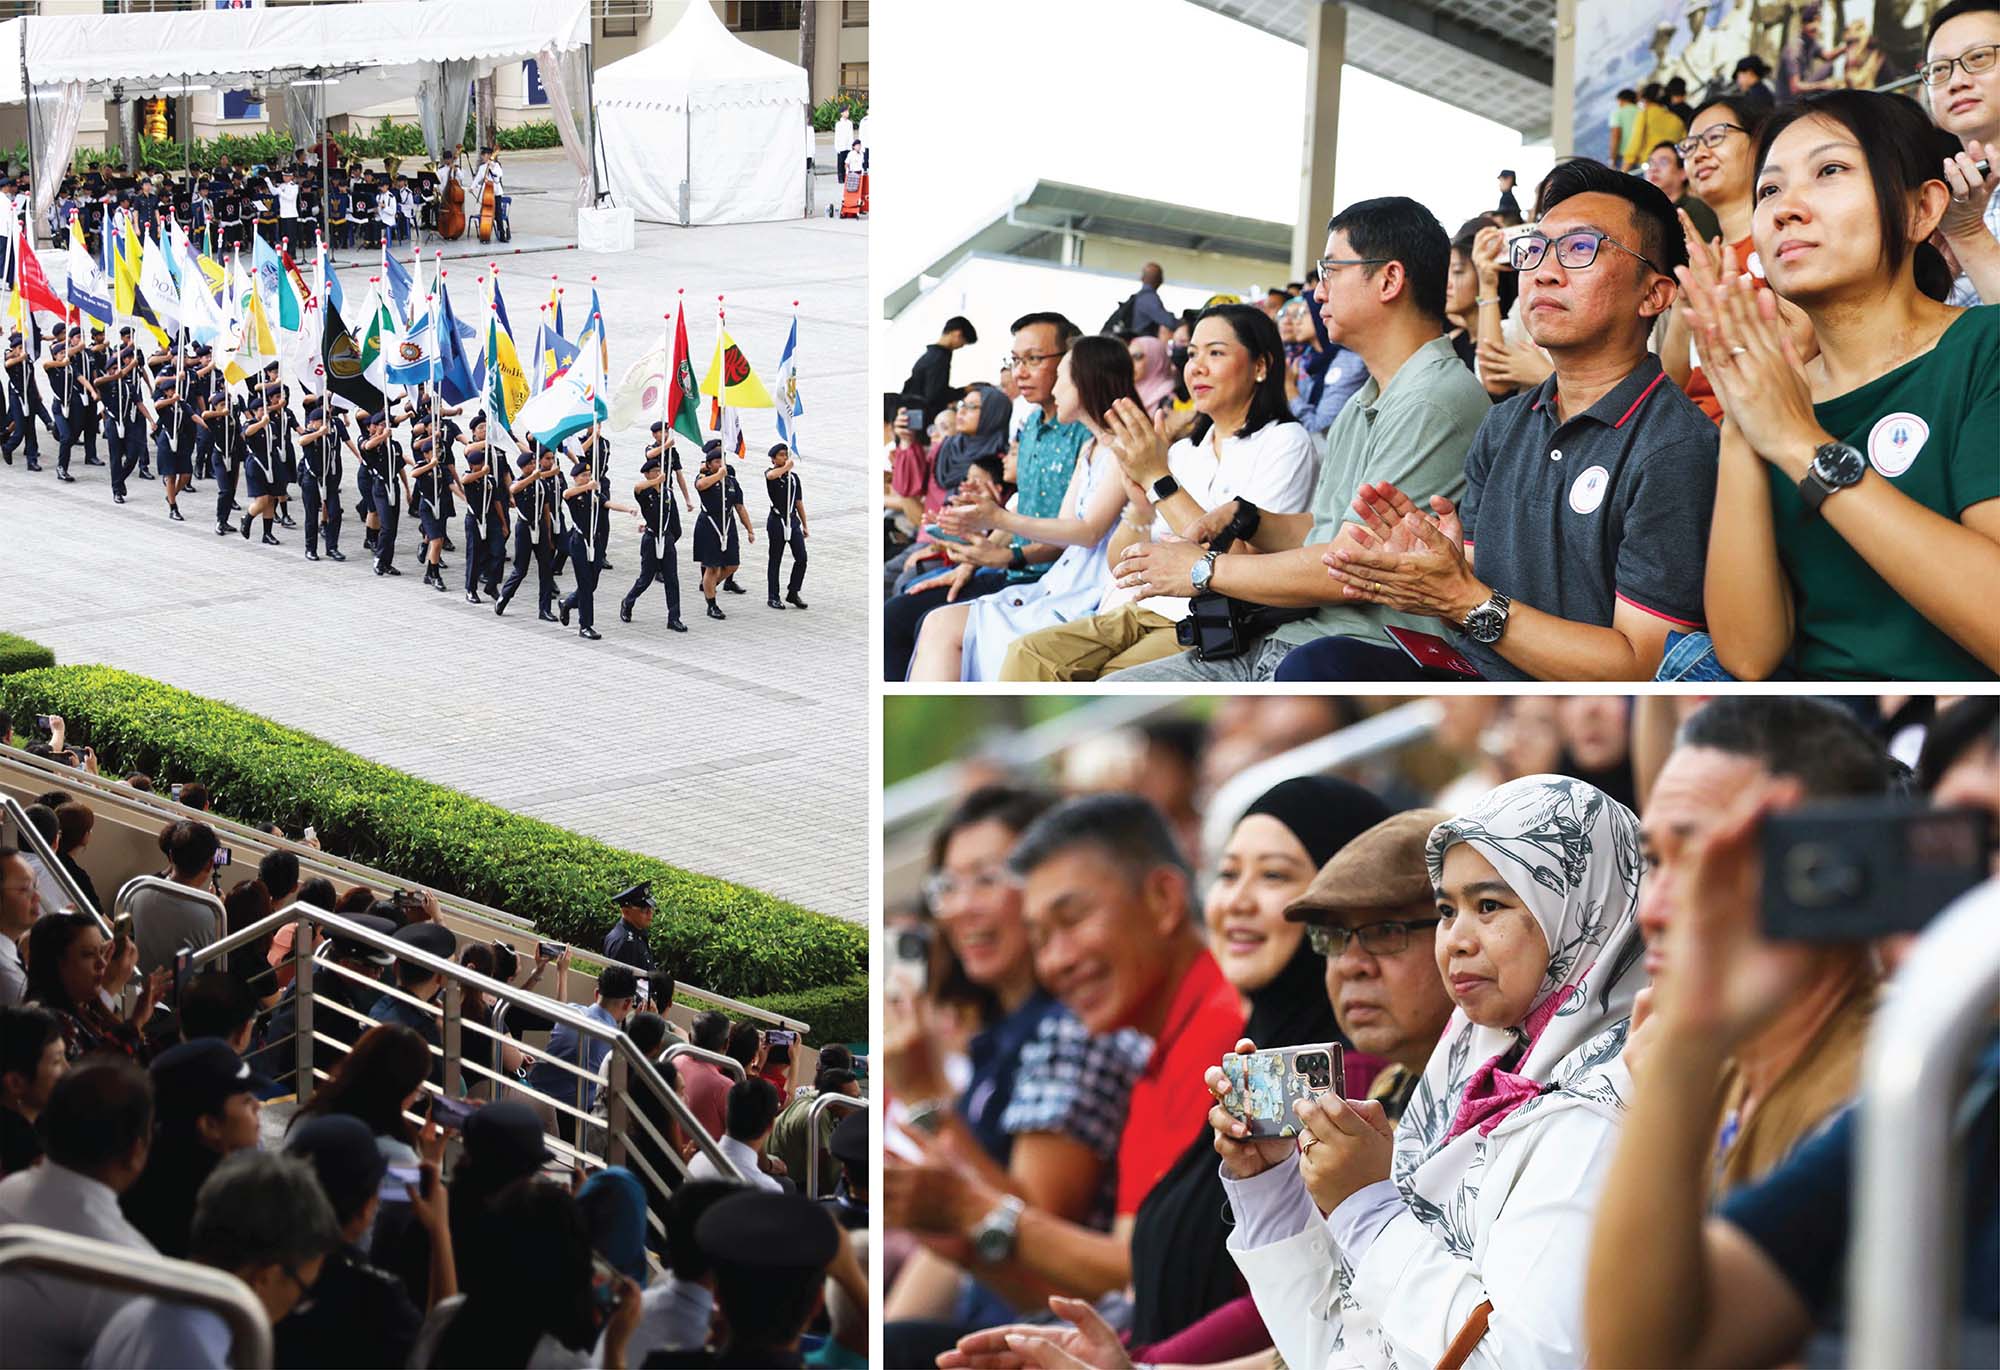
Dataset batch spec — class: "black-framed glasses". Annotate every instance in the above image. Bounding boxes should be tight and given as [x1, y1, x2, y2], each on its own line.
[1674, 123, 1748, 156]
[1306, 918, 1440, 958]
[1005, 348, 1067, 371]
[1510, 229, 1665, 277]
[1315, 255, 1390, 275]
[1922, 42, 1997, 86]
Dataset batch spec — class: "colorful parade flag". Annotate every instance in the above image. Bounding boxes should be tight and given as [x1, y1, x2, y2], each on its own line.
[700, 323, 774, 408]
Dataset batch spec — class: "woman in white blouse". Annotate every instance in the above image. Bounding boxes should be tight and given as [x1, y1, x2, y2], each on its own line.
[1208, 774, 1644, 1370]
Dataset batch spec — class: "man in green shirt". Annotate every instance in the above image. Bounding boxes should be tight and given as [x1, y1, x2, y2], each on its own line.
[1107, 196, 1490, 683]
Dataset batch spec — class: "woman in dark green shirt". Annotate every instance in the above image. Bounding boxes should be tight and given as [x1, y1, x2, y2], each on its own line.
[1683, 90, 2000, 680]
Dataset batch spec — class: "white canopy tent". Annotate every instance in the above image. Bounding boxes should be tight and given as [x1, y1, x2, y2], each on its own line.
[595, 0, 806, 227]
[0, 0, 594, 240]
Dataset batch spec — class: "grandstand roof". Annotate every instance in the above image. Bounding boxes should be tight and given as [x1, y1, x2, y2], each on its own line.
[1186, 0, 1554, 139]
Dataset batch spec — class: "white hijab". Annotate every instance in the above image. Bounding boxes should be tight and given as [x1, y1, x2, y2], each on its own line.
[1389, 774, 1646, 1258]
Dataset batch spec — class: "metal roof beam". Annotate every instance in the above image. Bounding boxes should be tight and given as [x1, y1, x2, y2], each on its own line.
[1343, 0, 1550, 86]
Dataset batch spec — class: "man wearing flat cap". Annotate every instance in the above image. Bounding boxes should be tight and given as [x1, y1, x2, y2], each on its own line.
[1283, 807, 1459, 1122]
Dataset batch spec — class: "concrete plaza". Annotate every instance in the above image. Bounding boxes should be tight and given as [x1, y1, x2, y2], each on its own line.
[9, 152, 869, 925]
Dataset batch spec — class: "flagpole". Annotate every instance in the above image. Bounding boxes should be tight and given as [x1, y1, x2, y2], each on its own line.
[657, 303, 670, 579]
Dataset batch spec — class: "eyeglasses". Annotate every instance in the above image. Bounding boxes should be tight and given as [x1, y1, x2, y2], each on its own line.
[1306, 918, 1440, 958]
[1315, 256, 1390, 275]
[923, 865, 1018, 908]
[1674, 123, 1748, 156]
[1004, 348, 1066, 371]
[954, 398, 980, 412]
[1510, 228, 1665, 277]
[1922, 42, 1998, 86]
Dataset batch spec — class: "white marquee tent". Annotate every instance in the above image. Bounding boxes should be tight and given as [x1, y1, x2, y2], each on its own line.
[594, 0, 807, 227]
[0, 0, 595, 238]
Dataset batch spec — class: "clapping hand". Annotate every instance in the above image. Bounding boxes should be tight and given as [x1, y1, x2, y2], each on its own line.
[939, 1296, 1134, 1370]
[1322, 483, 1487, 623]
[1674, 241, 1825, 473]
[1101, 398, 1173, 487]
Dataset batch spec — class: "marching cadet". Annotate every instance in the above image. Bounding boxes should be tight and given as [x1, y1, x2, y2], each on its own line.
[601, 881, 658, 975]
[41, 328, 77, 481]
[151, 368, 196, 522]
[693, 440, 754, 621]
[234, 391, 280, 546]
[207, 380, 245, 537]
[3, 328, 51, 472]
[619, 424, 692, 633]
[54, 324, 106, 478]
[358, 410, 406, 577]
[495, 442, 562, 621]
[762, 441, 810, 611]
[187, 344, 220, 497]
[261, 367, 297, 529]
[585, 427, 615, 573]
[558, 451, 635, 642]
[105, 327, 147, 505]
[456, 412, 508, 603]
[295, 393, 347, 562]
[407, 432, 451, 591]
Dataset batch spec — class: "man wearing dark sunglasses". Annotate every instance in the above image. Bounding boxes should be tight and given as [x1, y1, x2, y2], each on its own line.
[1288, 160, 1719, 682]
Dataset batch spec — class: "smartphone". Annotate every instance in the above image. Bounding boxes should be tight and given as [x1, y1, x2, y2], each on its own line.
[538, 940, 564, 959]
[1221, 1043, 1346, 1139]
[33, 714, 49, 733]
[922, 523, 971, 547]
[378, 1163, 422, 1203]
[112, 912, 134, 948]
[1384, 626, 1483, 679]
[428, 1095, 475, 1131]
[1761, 801, 1995, 942]
[171, 783, 183, 803]
[635, 977, 652, 1005]
[213, 847, 232, 869]
[887, 925, 931, 1001]
[767, 1028, 797, 1048]
[303, 825, 317, 843]
[1500, 221, 1538, 265]
[588, 1253, 623, 1321]
[905, 406, 924, 430]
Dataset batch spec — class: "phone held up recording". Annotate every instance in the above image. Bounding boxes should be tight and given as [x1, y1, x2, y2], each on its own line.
[1222, 1043, 1346, 1139]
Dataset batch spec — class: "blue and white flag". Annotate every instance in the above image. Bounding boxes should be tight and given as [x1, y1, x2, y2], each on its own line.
[382, 250, 415, 324]
[514, 327, 605, 447]
[385, 305, 436, 385]
[774, 314, 802, 452]
[65, 222, 113, 327]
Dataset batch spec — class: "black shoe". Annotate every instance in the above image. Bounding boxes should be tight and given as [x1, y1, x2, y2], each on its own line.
[216, 522, 231, 536]
[667, 615, 688, 633]
[601, 560, 615, 572]
[443, 538, 457, 552]
[84, 456, 105, 466]
[767, 596, 786, 610]
[494, 595, 511, 616]
[619, 603, 632, 623]
[25, 462, 41, 472]
[261, 532, 282, 546]
[241, 514, 253, 538]
[466, 589, 482, 604]
[57, 471, 76, 483]
[327, 549, 346, 562]
[483, 582, 499, 598]
[139, 468, 155, 480]
[113, 493, 125, 505]
[437, 561, 451, 572]
[376, 564, 402, 577]
[279, 514, 297, 528]
[787, 592, 809, 610]
[363, 535, 378, 551]
[168, 504, 184, 522]
[723, 577, 746, 594]
[305, 548, 320, 561]
[706, 600, 725, 620]
[431, 569, 447, 592]
[559, 598, 572, 627]
[578, 626, 601, 641]
[537, 608, 559, 623]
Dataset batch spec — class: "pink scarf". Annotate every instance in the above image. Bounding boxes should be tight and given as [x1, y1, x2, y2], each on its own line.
[1443, 980, 1582, 1143]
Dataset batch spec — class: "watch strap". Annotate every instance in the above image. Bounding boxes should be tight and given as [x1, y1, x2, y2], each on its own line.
[1008, 544, 1027, 573]
[1798, 467, 1835, 515]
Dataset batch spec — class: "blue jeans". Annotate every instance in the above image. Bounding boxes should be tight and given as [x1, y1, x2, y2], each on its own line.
[1654, 630, 1740, 682]
[1274, 635, 1480, 682]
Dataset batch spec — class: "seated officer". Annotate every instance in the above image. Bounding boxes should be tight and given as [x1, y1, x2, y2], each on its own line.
[602, 881, 657, 975]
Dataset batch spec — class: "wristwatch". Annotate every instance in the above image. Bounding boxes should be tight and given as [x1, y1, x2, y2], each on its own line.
[1460, 591, 1513, 645]
[971, 1194, 1026, 1264]
[904, 1097, 951, 1136]
[1799, 440, 1865, 515]
[1008, 545, 1027, 573]
[1225, 498, 1262, 543]
[1151, 473, 1180, 502]
[1190, 548, 1221, 593]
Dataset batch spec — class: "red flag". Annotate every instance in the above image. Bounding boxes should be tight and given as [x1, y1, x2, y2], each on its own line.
[665, 301, 702, 446]
[17, 232, 67, 319]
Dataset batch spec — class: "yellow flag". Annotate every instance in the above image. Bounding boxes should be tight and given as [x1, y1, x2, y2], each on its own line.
[700, 327, 773, 409]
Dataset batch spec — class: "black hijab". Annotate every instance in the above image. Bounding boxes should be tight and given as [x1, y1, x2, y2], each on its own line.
[1126, 776, 1393, 1348]
[932, 383, 1011, 490]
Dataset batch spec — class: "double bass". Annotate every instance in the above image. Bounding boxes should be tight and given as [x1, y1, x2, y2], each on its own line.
[438, 145, 467, 241]
[476, 152, 498, 244]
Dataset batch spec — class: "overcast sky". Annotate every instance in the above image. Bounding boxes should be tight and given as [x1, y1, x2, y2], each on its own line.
[873, 0, 1555, 290]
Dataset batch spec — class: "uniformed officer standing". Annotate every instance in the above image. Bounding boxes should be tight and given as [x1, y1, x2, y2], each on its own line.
[41, 326, 78, 481]
[495, 443, 562, 620]
[601, 881, 658, 976]
[586, 430, 615, 573]
[295, 393, 347, 562]
[692, 441, 754, 620]
[619, 428, 692, 633]
[762, 441, 810, 611]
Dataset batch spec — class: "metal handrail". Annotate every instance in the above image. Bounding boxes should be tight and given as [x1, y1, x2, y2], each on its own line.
[0, 745, 808, 1032]
[1850, 877, 2000, 1368]
[113, 872, 226, 930]
[660, 1041, 747, 1083]
[1, 794, 107, 932]
[0, 1224, 273, 1369]
[805, 1092, 866, 1197]
[186, 900, 745, 1186]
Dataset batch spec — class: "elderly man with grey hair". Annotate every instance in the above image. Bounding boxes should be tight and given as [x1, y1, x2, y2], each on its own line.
[87, 1150, 342, 1369]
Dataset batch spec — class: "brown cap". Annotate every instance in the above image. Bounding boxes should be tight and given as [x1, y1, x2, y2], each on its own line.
[1284, 808, 1453, 923]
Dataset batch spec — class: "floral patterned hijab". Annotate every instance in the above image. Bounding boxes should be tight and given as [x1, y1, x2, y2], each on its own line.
[1390, 774, 1645, 1256]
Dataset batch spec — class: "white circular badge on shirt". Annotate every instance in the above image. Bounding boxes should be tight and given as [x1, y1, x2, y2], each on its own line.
[1866, 412, 1929, 478]
[1569, 464, 1611, 515]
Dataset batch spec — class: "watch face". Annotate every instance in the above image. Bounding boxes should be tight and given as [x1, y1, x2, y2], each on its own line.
[1465, 607, 1505, 645]
[1816, 444, 1866, 486]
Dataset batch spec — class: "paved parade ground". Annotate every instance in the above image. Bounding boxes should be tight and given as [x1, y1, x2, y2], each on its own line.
[10, 152, 869, 925]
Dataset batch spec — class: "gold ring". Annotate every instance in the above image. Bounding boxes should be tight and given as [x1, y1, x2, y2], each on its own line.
[1730, 345, 1749, 356]
[1300, 1132, 1320, 1151]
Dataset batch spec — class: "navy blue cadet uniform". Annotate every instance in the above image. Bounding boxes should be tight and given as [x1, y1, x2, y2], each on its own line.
[763, 443, 808, 608]
[458, 418, 507, 601]
[298, 396, 347, 561]
[587, 434, 614, 571]
[210, 388, 245, 535]
[621, 442, 687, 630]
[4, 330, 51, 470]
[601, 880, 658, 976]
[106, 330, 147, 502]
[497, 449, 562, 619]
[361, 413, 406, 576]
[559, 458, 604, 638]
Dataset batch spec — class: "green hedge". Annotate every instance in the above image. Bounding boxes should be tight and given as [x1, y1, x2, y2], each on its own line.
[0, 634, 54, 677]
[740, 977, 868, 1049]
[0, 667, 866, 1019]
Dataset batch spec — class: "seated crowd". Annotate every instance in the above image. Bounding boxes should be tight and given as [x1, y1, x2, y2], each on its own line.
[882, 2, 2000, 683]
[882, 693, 1999, 1369]
[0, 766, 870, 1369]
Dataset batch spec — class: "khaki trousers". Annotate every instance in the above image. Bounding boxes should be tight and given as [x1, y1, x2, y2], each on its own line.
[998, 604, 1185, 681]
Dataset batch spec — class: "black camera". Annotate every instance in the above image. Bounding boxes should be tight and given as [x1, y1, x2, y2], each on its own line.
[1761, 800, 1995, 942]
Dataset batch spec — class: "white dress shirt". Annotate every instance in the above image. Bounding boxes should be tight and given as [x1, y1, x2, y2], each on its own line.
[0, 933, 25, 1007]
[0, 1162, 157, 1369]
[685, 1134, 781, 1192]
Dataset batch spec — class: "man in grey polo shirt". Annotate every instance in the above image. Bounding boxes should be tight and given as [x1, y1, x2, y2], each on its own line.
[1292, 160, 1718, 680]
[1105, 197, 1489, 683]
[130, 820, 227, 977]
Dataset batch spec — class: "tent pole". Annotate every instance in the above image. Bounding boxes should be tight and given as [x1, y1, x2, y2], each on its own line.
[182, 75, 190, 185]
[319, 75, 330, 265]
[583, 41, 599, 207]
[21, 18, 36, 249]
[682, 97, 689, 228]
